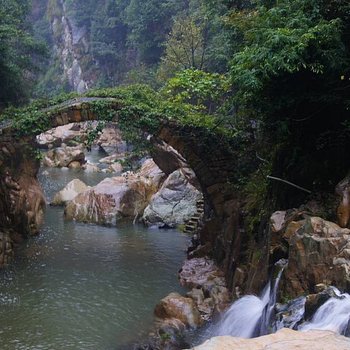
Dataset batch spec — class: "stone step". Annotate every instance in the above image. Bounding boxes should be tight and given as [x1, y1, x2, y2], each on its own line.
[183, 228, 193, 234]
[192, 213, 202, 219]
[188, 217, 200, 223]
[185, 223, 197, 230]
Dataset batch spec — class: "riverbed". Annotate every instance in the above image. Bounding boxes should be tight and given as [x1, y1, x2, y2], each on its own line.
[0, 150, 189, 349]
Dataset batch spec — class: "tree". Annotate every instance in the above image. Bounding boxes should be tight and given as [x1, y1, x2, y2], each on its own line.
[159, 15, 207, 79]
[0, 0, 45, 107]
[125, 0, 186, 65]
[227, 0, 350, 193]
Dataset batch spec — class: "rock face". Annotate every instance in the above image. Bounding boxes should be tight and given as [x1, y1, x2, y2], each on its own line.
[154, 292, 202, 329]
[179, 258, 230, 321]
[336, 174, 350, 228]
[281, 216, 350, 297]
[51, 179, 89, 206]
[190, 329, 350, 350]
[143, 169, 202, 227]
[0, 231, 14, 267]
[0, 137, 46, 267]
[42, 144, 85, 168]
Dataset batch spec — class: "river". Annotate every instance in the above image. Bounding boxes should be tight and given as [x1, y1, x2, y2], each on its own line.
[0, 149, 189, 349]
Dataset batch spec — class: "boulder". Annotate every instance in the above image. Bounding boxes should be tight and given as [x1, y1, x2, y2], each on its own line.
[51, 179, 89, 206]
[95, 124, 127, 155]
[36, 123, 87, 148]
[154, 292, 202, 328]
[83, 163, 101, 173]
[109, 162, 123, 174]
[190, 328, 350, 350]
[282, 216, 350, 297]
[42, 144, 85, 168]
[142, 169, 201, 227]
[138, 158, 165, 189]
[64, 173, 158, 225]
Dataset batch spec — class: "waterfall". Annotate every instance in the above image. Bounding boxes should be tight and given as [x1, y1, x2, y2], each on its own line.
[299, 288, 350, 335]
[210, 259, 287, 338]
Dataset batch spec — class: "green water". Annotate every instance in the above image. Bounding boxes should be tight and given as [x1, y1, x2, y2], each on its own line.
[0, 153, 189, 349]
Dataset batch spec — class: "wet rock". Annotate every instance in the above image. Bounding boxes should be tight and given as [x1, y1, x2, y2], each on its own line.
[189, 328, 350, 350]
[304, 286, 341, 320]
[42, 144, 85, 168]
[142, 169, 201, 227]
[51, 179, 89, 206]
[154, 292, 202, 328]
[282, 217, 350, 297]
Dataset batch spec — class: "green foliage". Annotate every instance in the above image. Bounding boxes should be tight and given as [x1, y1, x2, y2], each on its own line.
[158, 14, 207, 79]
[0, 0, 46, 107]
[162, 69, 230, 114]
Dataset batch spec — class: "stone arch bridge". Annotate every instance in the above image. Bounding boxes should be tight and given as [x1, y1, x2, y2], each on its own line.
[0, 97, 266, 293]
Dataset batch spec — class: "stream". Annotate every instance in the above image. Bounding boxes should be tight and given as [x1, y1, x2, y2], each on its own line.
[0, 148, 189, 349]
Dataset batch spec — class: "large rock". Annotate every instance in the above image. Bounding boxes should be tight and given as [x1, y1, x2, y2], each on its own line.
[138, 158, 165, 189]
[154, 292, 202, 328]
[282, 216, 350, 297]
[64, 173, 158, 225]
[150, 137, 188, 175]
[142, 169, 201, 227]
[36, 123, 87, 148]
[190, 328, 350, 350]
[96, 124, 127, 155]
[51, 179, 89, 206]
[42, 144, 85, 168]
[180, 258, 230, 320]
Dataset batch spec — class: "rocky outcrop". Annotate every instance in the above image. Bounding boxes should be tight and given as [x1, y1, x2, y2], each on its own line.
[42, 144, 85, 168]
[0, 137, 46, 267]
[142, 169, 202, 227]
[51, 179, 89, 206]
[336, 174, 350, 228]
[280, 216, 350, 297]
[154, 292, 202, 329]
[0, 231, 14, 267]
[190, 328, 350, 350]
[179, 258, 230, 321]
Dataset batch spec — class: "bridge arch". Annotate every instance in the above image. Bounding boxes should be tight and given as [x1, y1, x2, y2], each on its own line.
[0, 97, 263, 294]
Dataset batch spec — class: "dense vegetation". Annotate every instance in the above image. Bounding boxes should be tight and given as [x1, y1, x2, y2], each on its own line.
[0, 0, 45, 108]
[1, 0, 350, 213]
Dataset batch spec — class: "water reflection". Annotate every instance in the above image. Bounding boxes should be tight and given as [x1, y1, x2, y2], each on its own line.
[0, 157, 189, 349]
